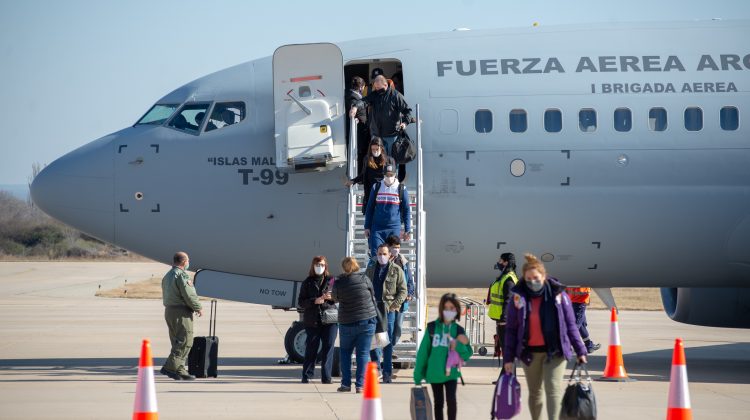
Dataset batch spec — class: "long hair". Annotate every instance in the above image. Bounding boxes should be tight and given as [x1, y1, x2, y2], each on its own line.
[366, 137, 388, 169]
[438, 293, 462, 323]
[307, 255, 330, 278]
[522, 253, 547, 279]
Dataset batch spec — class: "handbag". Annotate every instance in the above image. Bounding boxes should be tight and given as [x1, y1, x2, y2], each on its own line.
[320, 277, 338, 325]
[369, 286, 388, 349]
[390, 129, 416, 164]
[560, 363, 597, 420]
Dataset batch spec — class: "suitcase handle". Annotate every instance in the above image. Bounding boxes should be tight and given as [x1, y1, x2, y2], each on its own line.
[209, 299, 217, 337]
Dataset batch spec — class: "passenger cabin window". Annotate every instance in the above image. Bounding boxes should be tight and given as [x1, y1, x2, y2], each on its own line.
[649, 108, 667, 131]
[475, 109, 493, 133]
[136, 104, 179, 126]
[579, 109, 597, 132]
[168, 103, 211, 134]
[509, 109, 527, 133]
[684, 107, 703, 131]
[614, 108, 632, 132]
[206, 102, 246, 132]
[720, 106, 739, 131]
[544, 109, 562, 133]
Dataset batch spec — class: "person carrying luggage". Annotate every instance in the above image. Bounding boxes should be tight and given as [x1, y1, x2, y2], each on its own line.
[503, 254, 588, 420]
[297, 256, 338, 384]
[414, 293, 472, 420]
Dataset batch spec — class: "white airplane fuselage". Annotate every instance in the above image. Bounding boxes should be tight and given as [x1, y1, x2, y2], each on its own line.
[32, 20, 750, 326]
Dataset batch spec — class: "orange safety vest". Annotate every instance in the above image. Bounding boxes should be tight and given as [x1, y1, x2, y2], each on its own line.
[566, 287, 591, 304]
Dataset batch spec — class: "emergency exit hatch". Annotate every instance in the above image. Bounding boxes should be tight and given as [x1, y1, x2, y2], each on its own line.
[273, 43, 346, 172]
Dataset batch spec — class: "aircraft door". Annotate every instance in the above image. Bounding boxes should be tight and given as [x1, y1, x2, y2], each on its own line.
[273, 43, 346, 173]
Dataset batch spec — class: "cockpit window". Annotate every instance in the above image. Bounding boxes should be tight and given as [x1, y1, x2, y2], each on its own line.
[135, 104, 179, 126]
[167, 103, 211, 134]
[205, 102, 246, 132]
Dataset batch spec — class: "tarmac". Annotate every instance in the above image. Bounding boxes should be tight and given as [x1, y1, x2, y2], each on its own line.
[0, 261, 749, 419]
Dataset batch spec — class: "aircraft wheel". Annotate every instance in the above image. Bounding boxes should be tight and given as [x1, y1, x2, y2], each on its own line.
[284, 321, 307, 363]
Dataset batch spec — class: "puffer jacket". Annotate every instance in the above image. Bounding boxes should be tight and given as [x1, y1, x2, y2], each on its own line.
[297, 275, 336, 328]
[331, 272, 378, 325]
[503, 278, 587, 366]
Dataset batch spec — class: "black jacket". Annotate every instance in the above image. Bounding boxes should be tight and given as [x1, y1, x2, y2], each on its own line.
[351, 156, 395, 214]
[346, 89, 367, 126]
[363, 86, 412, 137]
[331, 272, 378, 325]
[297, 275, 336, 328]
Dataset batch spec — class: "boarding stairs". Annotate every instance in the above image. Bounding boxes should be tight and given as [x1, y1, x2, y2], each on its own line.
[345, 105, 427, 367]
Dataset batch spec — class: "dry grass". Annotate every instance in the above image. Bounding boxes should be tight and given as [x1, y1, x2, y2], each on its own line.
[427, 287, 662, 311]
[99, 276, 663, 311]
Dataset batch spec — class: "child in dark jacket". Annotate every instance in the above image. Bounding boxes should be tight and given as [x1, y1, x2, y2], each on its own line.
[414, 293, 472, 420]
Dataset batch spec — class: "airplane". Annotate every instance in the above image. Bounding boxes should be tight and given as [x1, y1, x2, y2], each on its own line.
[30, 18, 750, 365]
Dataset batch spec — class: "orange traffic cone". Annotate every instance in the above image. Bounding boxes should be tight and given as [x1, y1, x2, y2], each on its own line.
[133, 339, 159, 420]
[666, 338, 692, 420]
[597, 308, 636, 382]
[360, 361, 383, 420]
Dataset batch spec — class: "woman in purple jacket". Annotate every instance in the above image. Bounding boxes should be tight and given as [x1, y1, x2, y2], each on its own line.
[503, 254, 587, 420]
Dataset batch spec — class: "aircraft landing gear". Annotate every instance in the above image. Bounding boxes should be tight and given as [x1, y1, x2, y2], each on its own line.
[283, 320, 341, 377]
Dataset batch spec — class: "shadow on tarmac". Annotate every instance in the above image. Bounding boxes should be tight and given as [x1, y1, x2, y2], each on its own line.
[466, 342, 750, 385]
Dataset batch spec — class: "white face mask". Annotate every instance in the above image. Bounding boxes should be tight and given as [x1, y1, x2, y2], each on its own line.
[390, 247, 400, 256]
[372, 150, 382, 158]
[314, 265, 325, 275]
[377, 255, 390, 265]
[383, 176, 396, 186]
[443, 310, 457, 321]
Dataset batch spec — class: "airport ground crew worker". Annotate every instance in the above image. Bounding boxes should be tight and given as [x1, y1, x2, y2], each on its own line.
[486, 252, 518, 364]
[565, 286, 601, 353]
[160, 251, 203, 380]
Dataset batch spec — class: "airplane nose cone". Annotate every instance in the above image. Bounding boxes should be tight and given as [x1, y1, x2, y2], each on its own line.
[31, 135, 115, 243]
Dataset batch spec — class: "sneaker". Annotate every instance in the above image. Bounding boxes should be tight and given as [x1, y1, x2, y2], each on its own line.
[356, 387, 363, 393]
[301, 378, 309, 384]
[378, 371, 383, 380]
[337, 385, 351, 392]
[160, 367, 180, 380]
[587, 343, 602, 353]
[321, 379, 332, 384]
[382, 373, 392, 384]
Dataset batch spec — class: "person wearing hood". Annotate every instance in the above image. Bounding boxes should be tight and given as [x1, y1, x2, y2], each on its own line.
[414, 293, 472, 420]
[503, 254, 588, 420]
[363, 163, 412, 259]
[297, 256, 338, 384]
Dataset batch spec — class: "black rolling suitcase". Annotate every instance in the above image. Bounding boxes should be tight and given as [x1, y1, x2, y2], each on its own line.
[188, 299, 219, 378]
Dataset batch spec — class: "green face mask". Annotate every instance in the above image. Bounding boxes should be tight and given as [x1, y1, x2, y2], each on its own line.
[184, 263, 190, 271]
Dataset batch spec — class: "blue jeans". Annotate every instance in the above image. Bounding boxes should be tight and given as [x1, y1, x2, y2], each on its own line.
[369, 228, 400, 258]
[381, 135, 398, 154]
[370, 310, 396, 376]
[572, 303, 590, 341]
[339, 317, 377, 388]
[391, 304, 407, 347]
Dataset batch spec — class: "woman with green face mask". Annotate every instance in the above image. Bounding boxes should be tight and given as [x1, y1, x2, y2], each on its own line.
[502, 254, 588, 420]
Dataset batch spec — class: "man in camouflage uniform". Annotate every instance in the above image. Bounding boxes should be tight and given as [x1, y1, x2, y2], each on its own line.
[160, 251, 203, 380]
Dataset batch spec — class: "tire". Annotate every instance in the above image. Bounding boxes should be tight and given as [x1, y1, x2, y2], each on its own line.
[478, 346, 488, 356]
[284, 321, 307, 363]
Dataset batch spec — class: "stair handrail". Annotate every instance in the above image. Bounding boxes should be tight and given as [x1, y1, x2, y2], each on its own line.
[414, 104, 427, 346]
[346, 116, 358, 259]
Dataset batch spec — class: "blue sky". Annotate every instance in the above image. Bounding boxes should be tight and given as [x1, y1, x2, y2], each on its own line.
[1, 0, 748, 184]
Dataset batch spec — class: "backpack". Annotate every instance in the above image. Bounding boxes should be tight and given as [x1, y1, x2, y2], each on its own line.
[491, 371, 522, 419]
[391, 130, 416, 164]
